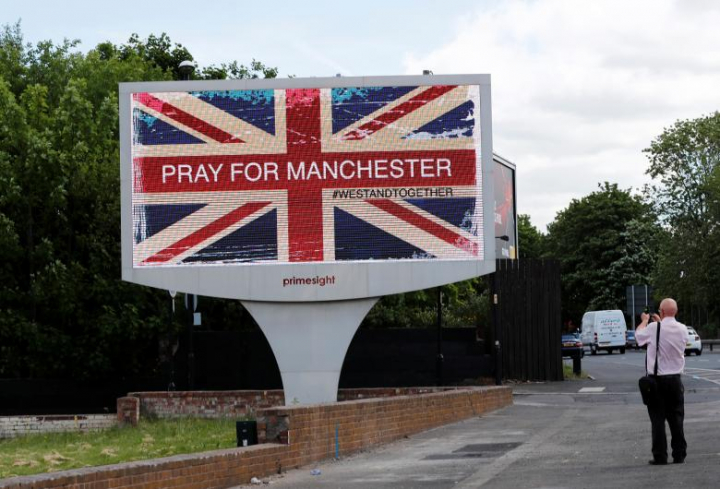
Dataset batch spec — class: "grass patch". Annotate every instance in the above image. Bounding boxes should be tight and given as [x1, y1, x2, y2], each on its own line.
[0, 418, 239, 479]
[563, 362, 589, 380]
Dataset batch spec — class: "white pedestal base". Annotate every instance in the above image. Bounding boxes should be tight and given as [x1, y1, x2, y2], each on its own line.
[242, 298, 378, 405]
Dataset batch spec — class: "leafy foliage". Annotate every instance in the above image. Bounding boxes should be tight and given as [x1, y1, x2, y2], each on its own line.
[645, 112, 720, 333]
[362, 278, 489, 330]
[0, 23, 277, 379]
[517, 214, 545, 259]
[545, 182, 659, 323]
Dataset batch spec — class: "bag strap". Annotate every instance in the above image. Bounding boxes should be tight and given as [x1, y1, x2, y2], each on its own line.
[653, 321, 661, 376]
[644, 321, 661, 376]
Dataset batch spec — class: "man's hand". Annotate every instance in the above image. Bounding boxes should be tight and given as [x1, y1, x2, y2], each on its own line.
[638, 312, 661, 332]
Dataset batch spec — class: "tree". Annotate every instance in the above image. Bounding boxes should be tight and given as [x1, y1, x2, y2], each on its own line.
[199, 60, 279, 80]
[644, 112, 720, 334]
[362, 278, 489, 330]
[517, 214, 545, 259]
[0, 23, 278, 379]
[545, 182, 659, 323]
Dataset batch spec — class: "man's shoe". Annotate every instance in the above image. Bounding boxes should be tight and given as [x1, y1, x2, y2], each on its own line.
[648, 459, 668, 465]
[673, 458, 685, 464]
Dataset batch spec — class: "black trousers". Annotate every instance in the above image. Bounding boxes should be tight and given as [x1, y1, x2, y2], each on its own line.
[646, 374, 687, 462]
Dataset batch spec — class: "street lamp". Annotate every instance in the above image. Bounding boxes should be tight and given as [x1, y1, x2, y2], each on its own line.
[178, 60, 196, 390]
[178, 60, 195, 81]
[167, 290, 177, 391]
[436, 286, 443, 386]
[491, 236, 509, 386]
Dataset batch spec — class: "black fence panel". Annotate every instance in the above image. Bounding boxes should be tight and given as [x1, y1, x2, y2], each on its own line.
[492, 259, 562, 382]
[340, 328, 491, 388]
[0, 378, 165, 415]
[191, 330, 283, 390]
[2, 327, 492, 414]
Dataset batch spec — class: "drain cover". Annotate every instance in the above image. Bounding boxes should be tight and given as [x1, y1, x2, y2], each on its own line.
[424, 453, 486, 460]
[423, 442, 522, 461]
[453, 442, 522, 453]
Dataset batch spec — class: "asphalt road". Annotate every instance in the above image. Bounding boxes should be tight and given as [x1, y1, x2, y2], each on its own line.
[237, 349, 720, 488]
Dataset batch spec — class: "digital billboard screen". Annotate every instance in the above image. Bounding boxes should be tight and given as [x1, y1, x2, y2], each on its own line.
[131, 84, 482, 266]
[493, 156, 517, 259]
[121, 75, 495, 301]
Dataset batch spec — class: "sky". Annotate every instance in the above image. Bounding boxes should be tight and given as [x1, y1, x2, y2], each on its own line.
[5, 0, 720, 230]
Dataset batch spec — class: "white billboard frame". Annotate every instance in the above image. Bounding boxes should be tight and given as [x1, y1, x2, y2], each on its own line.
[120, 74, 495, 302]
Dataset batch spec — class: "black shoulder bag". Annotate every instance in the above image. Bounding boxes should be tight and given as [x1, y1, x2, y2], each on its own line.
[638, 322, 661, 406]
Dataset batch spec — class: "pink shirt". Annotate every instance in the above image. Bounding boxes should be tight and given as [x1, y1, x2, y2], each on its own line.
[635, 317, 687, 375]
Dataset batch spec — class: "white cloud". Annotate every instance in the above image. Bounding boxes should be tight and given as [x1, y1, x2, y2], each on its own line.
[403, 0, 720, 230]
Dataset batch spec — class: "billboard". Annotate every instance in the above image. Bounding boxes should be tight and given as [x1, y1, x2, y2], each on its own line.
[120, 75, 495, 301]
[493, 154, 517, 259]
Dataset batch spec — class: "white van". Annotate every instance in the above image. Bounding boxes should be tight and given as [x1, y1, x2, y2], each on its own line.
[580, 310, 627, 355]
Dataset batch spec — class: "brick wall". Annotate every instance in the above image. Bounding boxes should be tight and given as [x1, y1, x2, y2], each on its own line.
[1, 386, 511, 489]
[0, 414, 116, 439]
[126, 390, 286, 421]
[336, 386, 461, 401]
[257, 386, 513, 464]
[117, 397, 140, 427]
[123, 386, 472, 422]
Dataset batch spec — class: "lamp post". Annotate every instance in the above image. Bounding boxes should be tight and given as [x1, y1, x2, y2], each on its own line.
[167, 290, 177, 391]
[436, 286, 443, 386]
[178, 60, 195, 81]
[185, 293, 197, 390]
[178, 60, 196, 390]
[492, 236, 509, 385]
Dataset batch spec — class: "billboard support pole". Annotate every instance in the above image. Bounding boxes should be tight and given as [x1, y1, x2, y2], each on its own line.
[490, 269, 502, 385]
[436, 286, 444, 386]
[185, 293, 196, 390]
[243, 298, 378, 406]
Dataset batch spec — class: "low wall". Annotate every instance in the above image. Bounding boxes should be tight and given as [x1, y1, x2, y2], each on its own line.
[337, 386, 464, 401]
[127, 390, 285, 421]
[0, 414, 116, 439]
[120, 386, 474, 425]
[256, 386, 513, 464]
[1, 386, 512, 489]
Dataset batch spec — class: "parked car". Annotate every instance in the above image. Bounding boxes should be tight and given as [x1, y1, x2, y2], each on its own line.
[562, 333, 584, 359]
[685, 327, 703, 356]
[626, 330, 638, 350]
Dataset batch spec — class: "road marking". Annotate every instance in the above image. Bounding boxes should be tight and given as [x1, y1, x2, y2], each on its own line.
[578, 387, 605, 393]
[685, 367, 720, 386]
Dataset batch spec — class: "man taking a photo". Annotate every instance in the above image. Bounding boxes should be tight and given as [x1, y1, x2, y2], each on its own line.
[636, 298, 688, 465]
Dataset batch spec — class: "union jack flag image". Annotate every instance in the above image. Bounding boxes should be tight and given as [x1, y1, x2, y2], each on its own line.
[131, 84, 483, 266]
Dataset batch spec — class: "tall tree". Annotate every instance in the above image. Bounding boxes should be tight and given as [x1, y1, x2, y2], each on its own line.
[645, 112, 720, 333]
[545, 182, 659, 323]
[0, 23, 278, 379]
[516, 214, 545, 259]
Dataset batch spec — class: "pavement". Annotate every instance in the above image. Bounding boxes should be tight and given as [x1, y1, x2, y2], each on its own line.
[236, 350, 720, 488]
